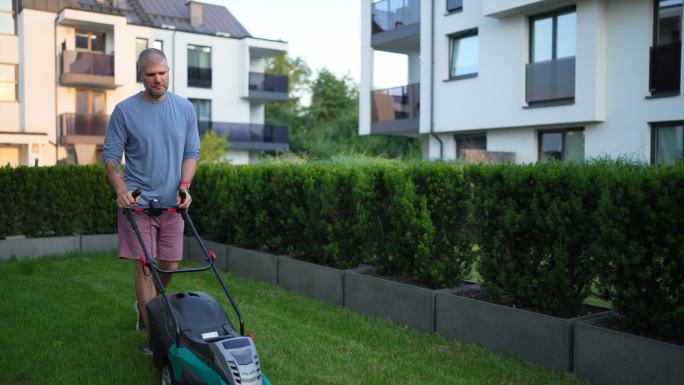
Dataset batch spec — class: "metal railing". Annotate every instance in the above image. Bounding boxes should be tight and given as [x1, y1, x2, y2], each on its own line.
[61, 50, 114, 76]
[61, 113, 109, 136]
[249, 72, 288, 93]
[371, 83, 420, 122]
[526, 56, 575, 104]
[649, 41, 681, 95]
[204, 122, 288, 144]
[372, 0, 420, 34]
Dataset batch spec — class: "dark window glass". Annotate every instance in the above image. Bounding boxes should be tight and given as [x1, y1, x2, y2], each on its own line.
[653, 122, 684, 164]
[188, 45, 212, 88]
[530, 9, 576, 62]
[189, 98, 211, 135]
[76, 89, 106, 114]
[76, 31, 106, 52]
[76, 32, 90, 50]
[447, 0, 463, 13]
[449, 30, 479, 78]
[539, 129, 584, 162]
[656, 0, 682, 45]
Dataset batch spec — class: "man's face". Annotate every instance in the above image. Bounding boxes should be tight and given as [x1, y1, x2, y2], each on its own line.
[140, 61, 169, 98]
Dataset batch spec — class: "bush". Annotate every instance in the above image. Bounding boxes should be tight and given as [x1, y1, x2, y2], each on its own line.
[467, 163, 602, 317]
[596, 164, 684, 343]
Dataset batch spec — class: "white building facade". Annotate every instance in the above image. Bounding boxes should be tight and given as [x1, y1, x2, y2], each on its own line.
[360, 0, 684, 164]
[0, 0, 288, 167]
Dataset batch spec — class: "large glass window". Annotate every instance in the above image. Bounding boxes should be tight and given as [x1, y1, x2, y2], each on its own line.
[76, 30, 106, 52]
[0, 0, 15, 35]
[189, 98, 211, 135]
[449, 30, 479, 79]
[653, 122, 684, 164]
[539, 129, 584, 162]
[655, 0, 682, 45]
[0, 63, 17, 102]
[531, 9, 576, 62]
[76, 89, 106, 114]
[455, 135, 486, 160]
[187, 45, 212, 88]
[153, 39, 164, 52]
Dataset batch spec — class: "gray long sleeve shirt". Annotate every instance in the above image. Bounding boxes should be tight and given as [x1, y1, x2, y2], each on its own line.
[103, 92, 200, 206]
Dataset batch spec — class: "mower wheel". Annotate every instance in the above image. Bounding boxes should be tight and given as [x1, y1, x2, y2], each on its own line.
[161, 363, 174, 385]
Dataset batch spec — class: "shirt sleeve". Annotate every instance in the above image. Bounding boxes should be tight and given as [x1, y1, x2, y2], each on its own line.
[103, 107, 127, 164]
[184, 103, 201, 161]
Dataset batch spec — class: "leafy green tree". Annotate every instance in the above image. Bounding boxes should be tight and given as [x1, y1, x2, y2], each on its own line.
[199, 130, 230, 164]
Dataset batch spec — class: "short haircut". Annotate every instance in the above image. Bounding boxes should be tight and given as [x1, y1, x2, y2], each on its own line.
[137, 48, 168, 72]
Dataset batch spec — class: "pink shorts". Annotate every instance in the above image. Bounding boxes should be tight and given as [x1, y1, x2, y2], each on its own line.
[117, 209, 185, 262]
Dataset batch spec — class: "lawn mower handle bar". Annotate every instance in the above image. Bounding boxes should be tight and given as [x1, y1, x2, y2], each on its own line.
[124, 189, 246, 336]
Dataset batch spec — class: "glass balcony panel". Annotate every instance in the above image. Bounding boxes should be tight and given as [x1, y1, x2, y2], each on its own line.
[62, 50, 114, 76]
[371, 83, 419, 122]
[210, 122, 288, 144]
[649, 42, 681, 94]
[61, 113, 109, 136]
[526, 57, 575, 104]
[249, 72, 288, 93]
[371, 0, 419, 34]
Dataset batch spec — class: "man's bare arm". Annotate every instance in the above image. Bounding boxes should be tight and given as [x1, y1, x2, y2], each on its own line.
[106, 160, 136, 208]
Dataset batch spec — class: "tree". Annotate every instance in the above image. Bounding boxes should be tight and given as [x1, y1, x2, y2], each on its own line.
[199, 130, 230, 164]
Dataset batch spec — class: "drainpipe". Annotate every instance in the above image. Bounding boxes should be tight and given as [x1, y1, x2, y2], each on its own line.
[54, 12, 59, 165]
[429, 0, 443, 161]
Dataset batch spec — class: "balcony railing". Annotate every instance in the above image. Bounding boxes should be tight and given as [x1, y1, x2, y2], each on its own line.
[372, 0, 420, 34]
[60, 113, 109, 144]
[650, 42, 682, 95]
[188, 67, 212, 88]
[60, 50, 115, 89]
[526, 57, 575, 105]
[372, 83, 420, 122]
[249, 72, 288, 93]
[200, 122, 289, 150]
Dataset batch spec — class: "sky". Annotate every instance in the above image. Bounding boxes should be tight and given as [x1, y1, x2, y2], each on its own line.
[206, 0, 407, 89]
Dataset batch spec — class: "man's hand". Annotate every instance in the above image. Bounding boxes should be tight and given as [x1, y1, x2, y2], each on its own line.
[116, 190, 139, 208]
[177, 188, 192, 209]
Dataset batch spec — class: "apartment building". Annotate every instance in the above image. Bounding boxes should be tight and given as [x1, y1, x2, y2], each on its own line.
[360, 0, 684, 164]
[0, 0, 288, 167]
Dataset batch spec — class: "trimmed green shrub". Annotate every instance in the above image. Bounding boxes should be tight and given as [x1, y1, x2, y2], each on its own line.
[596, 164, 684, 343]
[467, 163, 602, 317]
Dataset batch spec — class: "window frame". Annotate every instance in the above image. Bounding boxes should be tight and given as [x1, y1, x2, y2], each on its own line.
[455, 134, 486, 160]
[0, 0, 16, 35]
[529, 7, 577, 63]
[651, 120, 684, 164]
[187, 44, 213, 89]
[537, 128, 585, 162]
[188, 98, 212, 135]
[448, 28, 479, 80]
[75, 89, 107, 115]
[75, 30, 107, 52]
[0, 63, 18, 102]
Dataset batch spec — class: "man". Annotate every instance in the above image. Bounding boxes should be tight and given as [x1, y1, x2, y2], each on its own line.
[103, 48, 200, 355]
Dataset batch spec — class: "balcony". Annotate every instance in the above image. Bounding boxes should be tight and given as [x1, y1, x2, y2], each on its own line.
[60, 50, 115, 89]
[248, 72, 289, 102]
[371, 83, 419, 135]
[371, 0, 420, 53]
[60, 113, 109, 144]
[526, 57, 575, 105]
[649, 42, 682, 96]
[206, 122, 289, 152]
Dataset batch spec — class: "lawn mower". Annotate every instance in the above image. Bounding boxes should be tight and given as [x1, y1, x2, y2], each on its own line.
[124, 189, 273, 385]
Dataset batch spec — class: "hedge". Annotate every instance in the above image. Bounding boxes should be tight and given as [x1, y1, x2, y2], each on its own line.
[2, 161, 683, 342]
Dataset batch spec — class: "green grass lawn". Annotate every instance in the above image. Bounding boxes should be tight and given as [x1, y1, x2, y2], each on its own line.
[0, 252, 589, 385]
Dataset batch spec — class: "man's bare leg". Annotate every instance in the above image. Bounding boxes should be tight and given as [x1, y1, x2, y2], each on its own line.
[135, 262, 157, 329]
[158, 260, 179, 289]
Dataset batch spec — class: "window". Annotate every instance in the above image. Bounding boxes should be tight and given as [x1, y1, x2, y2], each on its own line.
[655, 0, 682, 46]
[189, 98, 211, 135]
[153, 39, 164, 52]
[538, 129, 584, 162]
[188, 45, 212, 88]
[135, 38, 148, 82]
[455, 135, 486, 160]
[530, 9, 576, 63]
[76, 30, 106, 52]
[652, 122, 684, 164]
[0, 0, 16, 35]
[449, 29, 478, 79]
[446, 0, 463, 13]
[76, 89, 106, 115]
[0, 63, 17, 102]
